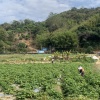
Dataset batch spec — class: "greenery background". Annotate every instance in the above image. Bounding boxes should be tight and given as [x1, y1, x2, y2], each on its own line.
[0, 7, 100, 53]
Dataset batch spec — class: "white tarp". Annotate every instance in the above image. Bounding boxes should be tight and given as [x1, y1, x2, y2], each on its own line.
[92, 56, 99, 60]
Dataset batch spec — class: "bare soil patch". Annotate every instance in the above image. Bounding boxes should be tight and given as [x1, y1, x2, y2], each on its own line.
[0, 92, 15, 100]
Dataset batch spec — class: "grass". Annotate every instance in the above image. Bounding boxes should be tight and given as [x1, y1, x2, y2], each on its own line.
[0, 54, 52, 64]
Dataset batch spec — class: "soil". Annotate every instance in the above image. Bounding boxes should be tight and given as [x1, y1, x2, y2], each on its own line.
[0, 92, 15, 100]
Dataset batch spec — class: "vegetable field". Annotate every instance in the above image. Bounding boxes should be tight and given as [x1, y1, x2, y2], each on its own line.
[0, 54, 100, 100]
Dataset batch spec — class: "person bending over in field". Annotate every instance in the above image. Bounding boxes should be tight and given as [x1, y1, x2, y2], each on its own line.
[51, 58, 54, 64]
[78, 66, 84, 76]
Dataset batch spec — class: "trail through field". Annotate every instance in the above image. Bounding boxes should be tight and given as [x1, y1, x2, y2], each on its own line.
[54, 75, 63, 98]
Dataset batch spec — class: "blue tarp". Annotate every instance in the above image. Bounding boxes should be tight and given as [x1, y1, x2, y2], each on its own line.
[37, 50, 45, 54]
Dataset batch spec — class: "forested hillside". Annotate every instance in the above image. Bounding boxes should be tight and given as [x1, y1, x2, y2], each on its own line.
[0, 7, 100, 53]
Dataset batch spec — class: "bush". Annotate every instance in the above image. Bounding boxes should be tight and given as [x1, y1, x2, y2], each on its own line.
[85, 46, 93, 54]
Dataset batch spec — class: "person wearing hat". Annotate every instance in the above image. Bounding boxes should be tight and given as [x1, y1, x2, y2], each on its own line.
[78, 66, 84, 76]
[51, 58, 54, 63]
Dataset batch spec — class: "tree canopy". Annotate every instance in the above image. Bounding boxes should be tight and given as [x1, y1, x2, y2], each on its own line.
[0, 7, 100, 53]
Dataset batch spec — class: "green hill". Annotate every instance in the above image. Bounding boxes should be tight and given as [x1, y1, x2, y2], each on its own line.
[0, 7, 100, 53]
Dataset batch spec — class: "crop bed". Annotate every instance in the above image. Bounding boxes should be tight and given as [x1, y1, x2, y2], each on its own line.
[0, 62, 99, 100]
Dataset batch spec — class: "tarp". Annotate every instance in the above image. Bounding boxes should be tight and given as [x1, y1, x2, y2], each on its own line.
[37, 50, 45, 54]
[92, 56, 99, 60]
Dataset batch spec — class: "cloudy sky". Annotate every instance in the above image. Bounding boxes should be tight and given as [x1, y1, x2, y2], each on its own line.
[0, 0, 100, 24]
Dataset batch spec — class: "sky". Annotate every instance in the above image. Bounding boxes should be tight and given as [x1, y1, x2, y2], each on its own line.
[0, 0, 100, 24]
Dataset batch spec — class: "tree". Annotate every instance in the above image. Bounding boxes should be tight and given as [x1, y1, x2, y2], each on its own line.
[1, 22, 11, 31]
[47, 12, 57, 18]
[46, 15, 64, 32]
[0, 40, 4, 53]
[52, 31, 78, 50]
[36, 31, 78, 51]
[17, 43, 27, 52]
[0, 27, 8, 41]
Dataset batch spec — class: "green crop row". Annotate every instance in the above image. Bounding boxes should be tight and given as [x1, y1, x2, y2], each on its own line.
[0, 62, 99, 100]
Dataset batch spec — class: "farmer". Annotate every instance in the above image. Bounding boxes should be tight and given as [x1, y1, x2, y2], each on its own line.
[51, 58, 54, 63]
[78, 66, 84, 76]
